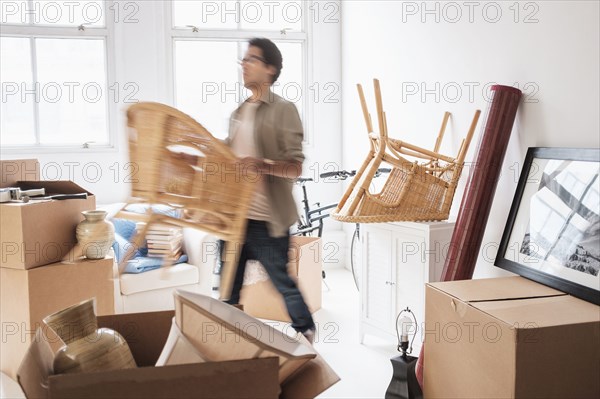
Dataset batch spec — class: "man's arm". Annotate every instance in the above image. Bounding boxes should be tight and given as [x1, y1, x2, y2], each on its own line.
[240, 157, 302, 180]
[267, 101, 304, 179]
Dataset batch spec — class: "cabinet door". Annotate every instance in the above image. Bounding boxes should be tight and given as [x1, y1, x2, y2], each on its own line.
[394, 230, 427, 352]
[362, 227, 393, 329]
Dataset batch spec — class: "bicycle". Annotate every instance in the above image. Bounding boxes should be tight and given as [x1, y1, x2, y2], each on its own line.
[212, 170, 354, 292]
[293, 170, 356, 290]
[293, 168, 391, 292]
[294, 170, 356, 237]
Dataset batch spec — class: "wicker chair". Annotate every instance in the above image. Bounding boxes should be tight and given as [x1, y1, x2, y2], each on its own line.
[332, 79, 481, 223]
[115, 102, 255, 301]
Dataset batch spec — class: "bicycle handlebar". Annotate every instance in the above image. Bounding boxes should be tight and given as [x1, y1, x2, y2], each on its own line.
[319, 170, 356, 179]
[374, 168, 391, 177]
[320, 168, 391, 179]
[297, 168, 391, 184]
[296, 176, 314, 183]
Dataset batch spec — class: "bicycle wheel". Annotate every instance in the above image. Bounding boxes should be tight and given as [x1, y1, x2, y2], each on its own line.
[350, 226, 361, 291]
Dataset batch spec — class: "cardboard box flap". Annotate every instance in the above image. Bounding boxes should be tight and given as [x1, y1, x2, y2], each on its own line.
[1, 159, 39, 188]
[473, 294, 600, 328]
[17, 181, 93, 196]
[17, 329, 55, 399]
[428, 276, 566, 302]
[281, 336, 340, 399]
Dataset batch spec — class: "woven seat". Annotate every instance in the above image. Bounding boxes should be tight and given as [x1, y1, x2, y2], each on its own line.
[115, 102, 255, 301]
[332, 79, 481, 223]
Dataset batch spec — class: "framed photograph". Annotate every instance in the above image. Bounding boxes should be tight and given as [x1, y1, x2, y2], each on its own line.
[495, 147, 600, 305]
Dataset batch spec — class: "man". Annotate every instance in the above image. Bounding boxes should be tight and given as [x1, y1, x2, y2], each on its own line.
[222, 38, 316, 343]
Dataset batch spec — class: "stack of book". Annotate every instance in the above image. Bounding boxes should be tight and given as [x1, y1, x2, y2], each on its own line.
[145, 224, 183, 260]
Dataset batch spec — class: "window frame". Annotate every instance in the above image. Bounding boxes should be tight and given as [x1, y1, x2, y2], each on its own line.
[164, 1, 313, 145]
[0, 0, 118, 153]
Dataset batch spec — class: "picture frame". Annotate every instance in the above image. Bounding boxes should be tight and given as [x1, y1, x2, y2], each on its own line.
[495, 147, 600, 305]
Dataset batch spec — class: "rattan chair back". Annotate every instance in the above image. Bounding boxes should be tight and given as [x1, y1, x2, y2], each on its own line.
[116, 102, 255, 300]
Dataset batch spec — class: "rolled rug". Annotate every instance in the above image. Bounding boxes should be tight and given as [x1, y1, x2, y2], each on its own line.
[416, 85, 523, 389]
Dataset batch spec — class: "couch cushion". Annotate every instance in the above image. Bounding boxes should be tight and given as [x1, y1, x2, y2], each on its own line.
[120, 263, 200, 295]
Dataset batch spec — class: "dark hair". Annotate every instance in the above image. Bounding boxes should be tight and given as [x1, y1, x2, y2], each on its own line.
[248, 37, 283, 83]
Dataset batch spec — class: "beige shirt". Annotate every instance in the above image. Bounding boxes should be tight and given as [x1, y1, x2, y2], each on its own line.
[230, 102, 271, 221]
[228, 91, 305, 237]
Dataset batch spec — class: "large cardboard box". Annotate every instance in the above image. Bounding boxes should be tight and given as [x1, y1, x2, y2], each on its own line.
[240, 235, 322, 322]
[0, 256, 115, 378]
[1, 180, 95, 269]
[423, 277, 600, 399]
[17, 310, 338, 398]
[0, 159, 40, 187]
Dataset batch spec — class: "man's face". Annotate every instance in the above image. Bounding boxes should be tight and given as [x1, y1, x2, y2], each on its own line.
[241, 46, 275, 90]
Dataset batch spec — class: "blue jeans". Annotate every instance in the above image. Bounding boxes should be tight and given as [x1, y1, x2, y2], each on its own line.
[221, 220, 315, 334]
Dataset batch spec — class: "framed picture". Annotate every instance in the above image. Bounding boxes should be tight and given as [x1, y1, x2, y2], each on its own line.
[495, 147, 600, 305]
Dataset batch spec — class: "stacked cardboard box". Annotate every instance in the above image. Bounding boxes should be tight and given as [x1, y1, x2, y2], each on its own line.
[424, 277, 600, 399]
[1, 160, 96, 269]
[240, 235, 322, 322]
[0, 159, 115, 378]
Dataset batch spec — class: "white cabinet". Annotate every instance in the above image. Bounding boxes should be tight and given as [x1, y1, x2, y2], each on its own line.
[359, 221, 455, 354]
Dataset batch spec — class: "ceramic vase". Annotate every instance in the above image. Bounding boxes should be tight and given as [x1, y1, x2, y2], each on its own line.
[43, 298, 98, 344]
[53, 328, 137, 374]
[44, 299, 137, 375]
[76, 210, 115, 259]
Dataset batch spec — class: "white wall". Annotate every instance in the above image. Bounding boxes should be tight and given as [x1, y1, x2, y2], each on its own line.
[341, 1, 600, 278]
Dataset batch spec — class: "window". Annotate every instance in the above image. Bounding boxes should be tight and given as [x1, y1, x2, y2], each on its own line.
[0, 0, 114, 149]
[168, 1, 308, 141]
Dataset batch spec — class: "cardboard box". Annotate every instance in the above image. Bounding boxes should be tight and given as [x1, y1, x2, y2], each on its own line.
[18, 310, 338, 398]
[240, 236, 322, 322]
[1, 180, 95, 269]
[0, 159, 39, 187]
[423, 277, 600, 399]
[1, 256, 115, 378]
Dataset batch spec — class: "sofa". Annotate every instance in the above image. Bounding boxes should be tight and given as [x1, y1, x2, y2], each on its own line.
[103, 204, 218, 314]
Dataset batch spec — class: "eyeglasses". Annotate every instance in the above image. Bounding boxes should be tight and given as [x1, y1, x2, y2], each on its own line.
[238, 55, 267, 66]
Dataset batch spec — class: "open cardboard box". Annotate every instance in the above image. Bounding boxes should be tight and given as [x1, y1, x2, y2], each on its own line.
[0, 180, 95, 269]
[0, 256, 115, 378]
[423, 276, 600, 399]
[18, 309, 339, 398]
[240, 236, 322, 322]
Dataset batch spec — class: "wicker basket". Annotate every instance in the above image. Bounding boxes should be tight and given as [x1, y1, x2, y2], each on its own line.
[332, 79, 481, 223]
[115, 102, 256, 301]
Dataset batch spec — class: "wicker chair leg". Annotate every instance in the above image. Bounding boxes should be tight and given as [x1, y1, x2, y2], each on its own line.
[335, 151, 374, 213]
[346, 156, 387, 215]
[219, 238, 243, 301]
[117, 213, 154, 274]
[433, 112, 451, 153]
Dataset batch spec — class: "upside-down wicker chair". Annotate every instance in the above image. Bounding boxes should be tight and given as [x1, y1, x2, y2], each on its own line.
[115, 102, 256, 301]
[332, 79, 481, 223]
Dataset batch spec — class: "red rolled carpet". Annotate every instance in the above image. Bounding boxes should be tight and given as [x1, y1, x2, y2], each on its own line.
[415, 85, 522, 388]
